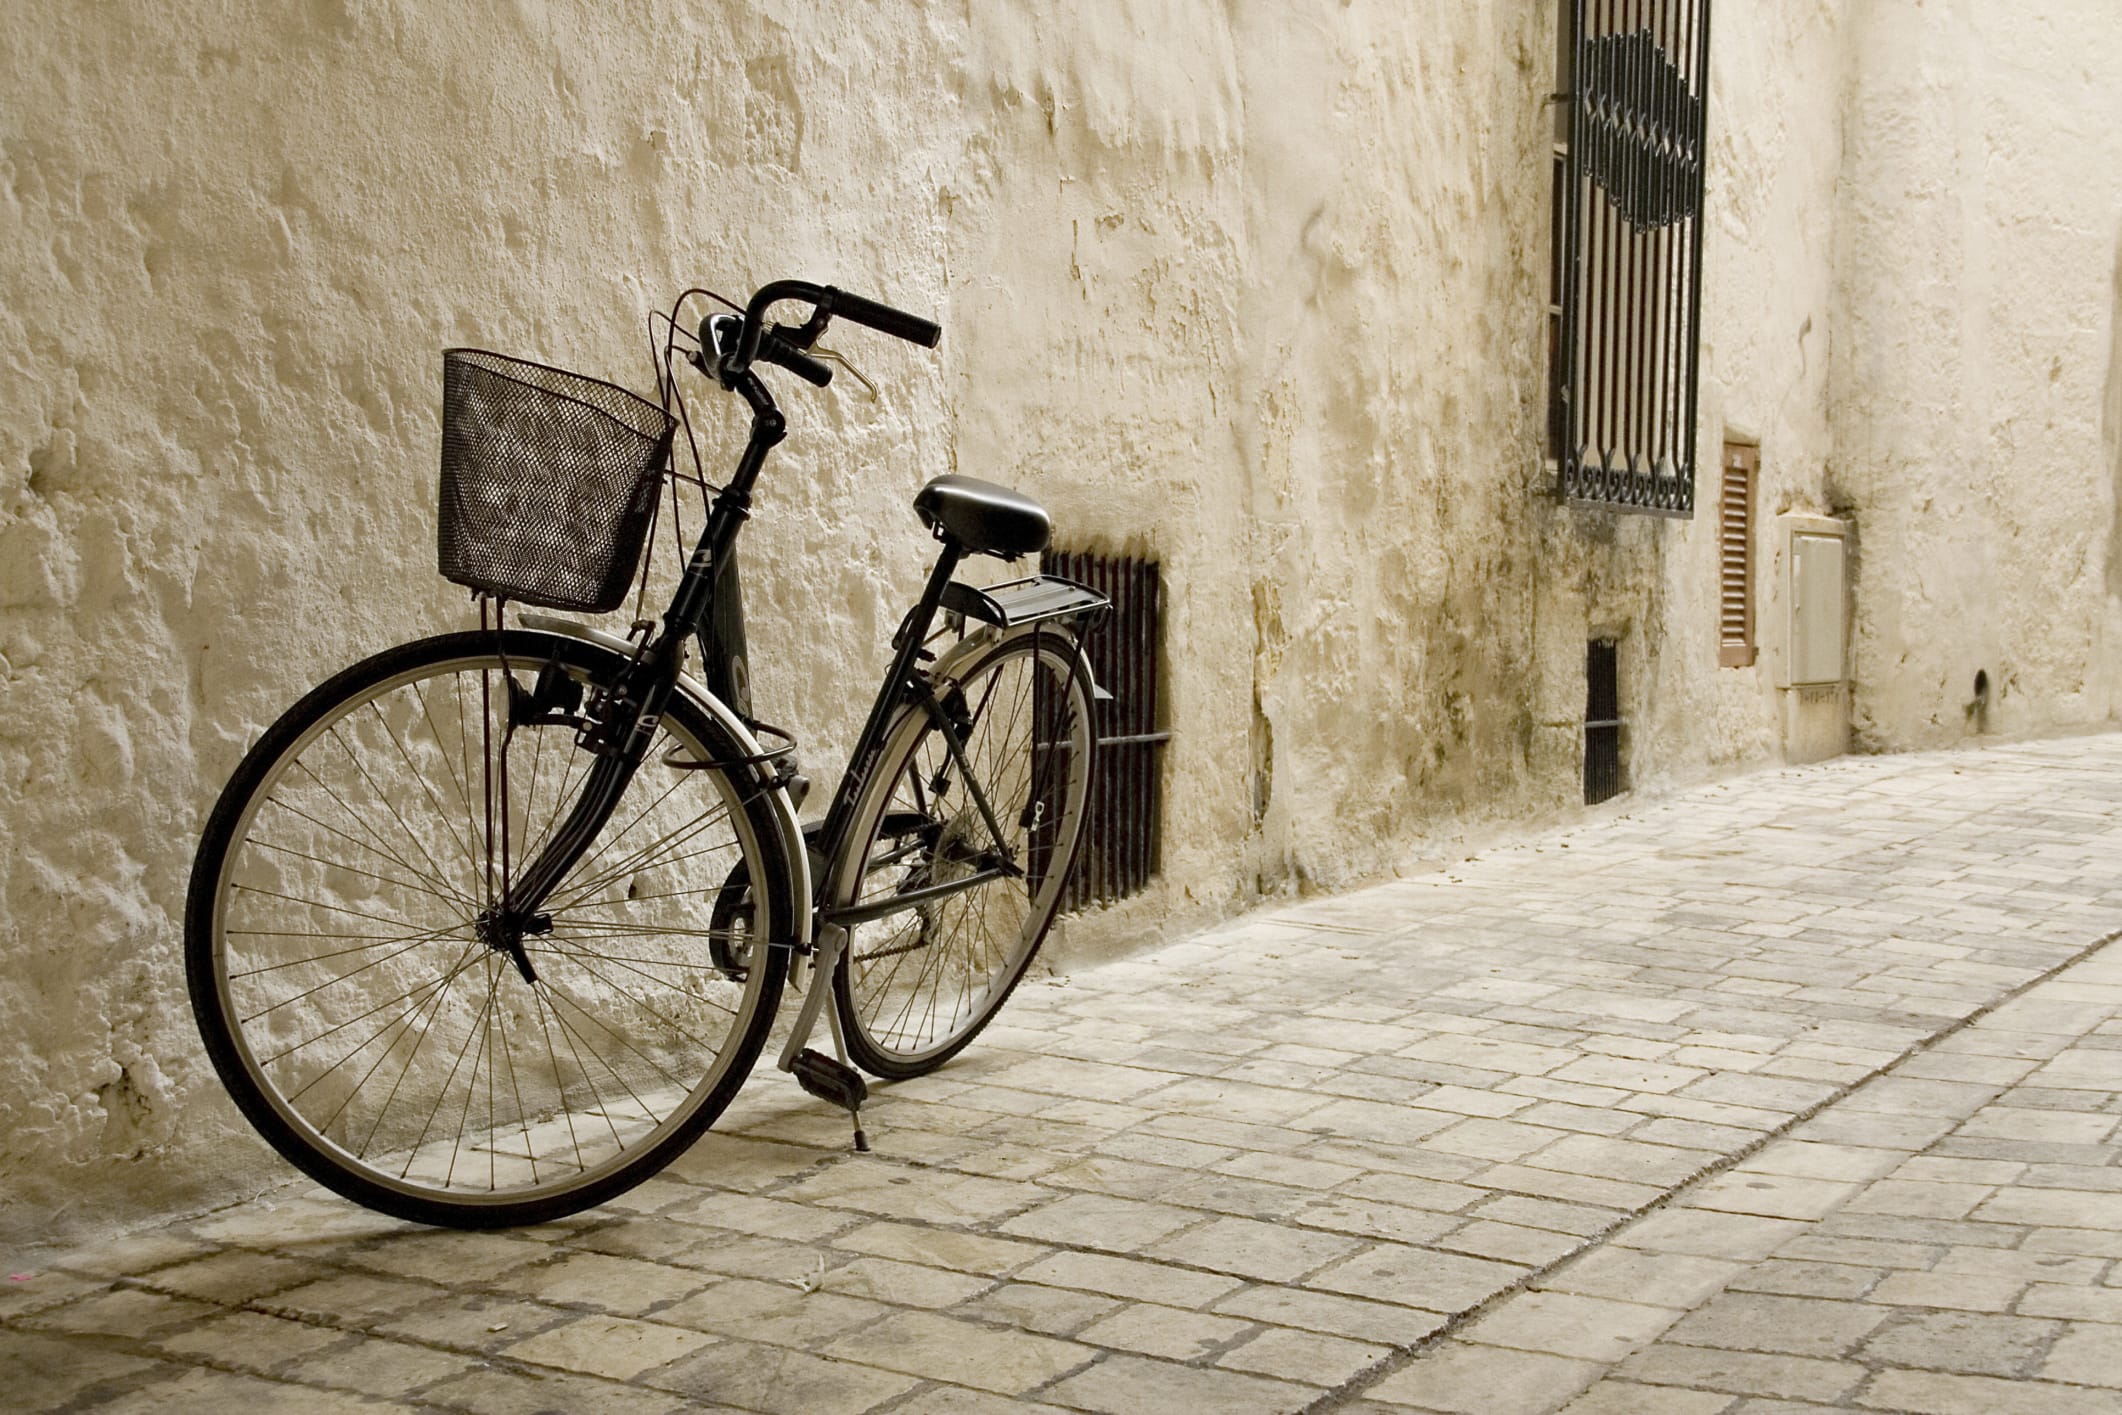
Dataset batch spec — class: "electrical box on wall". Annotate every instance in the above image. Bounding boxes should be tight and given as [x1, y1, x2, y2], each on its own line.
[1772, 514, 1850, 690]
[1789, 531, 1847, 686]
[1770, 513, 1851, 763]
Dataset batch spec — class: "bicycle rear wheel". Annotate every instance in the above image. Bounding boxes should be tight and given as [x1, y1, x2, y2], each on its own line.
[186, 630, 788, 1228]
[828, 625, 1096, 1079]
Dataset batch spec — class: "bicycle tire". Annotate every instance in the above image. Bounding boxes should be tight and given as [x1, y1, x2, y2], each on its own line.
[827, 625, 1096, 1079]
[186, 629, 789, 1228]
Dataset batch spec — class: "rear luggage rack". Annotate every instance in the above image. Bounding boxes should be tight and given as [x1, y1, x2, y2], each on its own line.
[942, 574, 1110, 630]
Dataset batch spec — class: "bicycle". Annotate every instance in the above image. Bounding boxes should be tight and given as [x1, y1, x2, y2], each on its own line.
[185, 279, 1109, 1229]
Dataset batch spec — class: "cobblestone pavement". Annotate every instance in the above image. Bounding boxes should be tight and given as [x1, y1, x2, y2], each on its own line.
[9, 735, 2122, 1413]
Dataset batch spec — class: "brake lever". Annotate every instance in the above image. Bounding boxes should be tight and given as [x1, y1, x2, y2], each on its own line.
[812, 344, 879, 401]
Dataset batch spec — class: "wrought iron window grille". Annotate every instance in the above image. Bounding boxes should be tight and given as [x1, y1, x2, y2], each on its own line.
[1549, 0, 1713, 515]
[1041, 550, 1166, 910]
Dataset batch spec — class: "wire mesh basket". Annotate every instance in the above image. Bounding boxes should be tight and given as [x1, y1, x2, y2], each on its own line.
[437, 349, 675, 613]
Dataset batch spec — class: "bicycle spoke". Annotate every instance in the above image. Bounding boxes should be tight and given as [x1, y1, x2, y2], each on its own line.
[238, 923, 467, 1023]
[245, 835, 477, 919]
[370, 696, 482, 886]
[261, 793, 478, 913]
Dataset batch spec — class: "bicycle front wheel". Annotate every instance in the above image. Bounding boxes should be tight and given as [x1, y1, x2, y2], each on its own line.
[829, 625, 1096, 1078]
[185, 630, 788, 1228]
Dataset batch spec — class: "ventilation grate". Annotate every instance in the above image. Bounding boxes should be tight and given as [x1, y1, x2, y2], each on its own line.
[1042, 550, 1165, 909]
[1585, 638, 1625, 805]
[1719, 443, 1757, 667]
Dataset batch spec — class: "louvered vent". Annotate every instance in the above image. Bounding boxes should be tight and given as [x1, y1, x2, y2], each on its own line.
[1719, 442, 1756, 667]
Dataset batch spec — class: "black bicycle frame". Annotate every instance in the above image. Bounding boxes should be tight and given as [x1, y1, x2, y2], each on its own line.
[498, 364, 988, 946]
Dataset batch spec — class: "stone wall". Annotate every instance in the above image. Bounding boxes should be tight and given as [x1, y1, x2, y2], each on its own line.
[1833, 0, 2122, 747]
[1, 1, 2113, 1235]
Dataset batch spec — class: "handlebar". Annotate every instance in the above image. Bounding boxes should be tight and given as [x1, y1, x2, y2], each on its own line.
[726, 280, 941, 378]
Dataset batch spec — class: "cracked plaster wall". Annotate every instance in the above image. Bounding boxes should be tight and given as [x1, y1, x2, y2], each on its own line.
[0, 1, 2112, 1235]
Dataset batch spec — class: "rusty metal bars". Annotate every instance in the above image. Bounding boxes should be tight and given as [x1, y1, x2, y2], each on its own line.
[1041, 550, 1166, 910]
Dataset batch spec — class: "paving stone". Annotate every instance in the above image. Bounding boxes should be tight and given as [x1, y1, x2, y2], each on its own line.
[1558, 1380, 1738, 1415]
[821, 1221, 1041, 1277]
[1527, 1135, 1722, 1188]
[1309, 1243, 1528, 1311]
[823, 1309, 1091, 1394]
[1076, 1301, 1252, 1360]
[2039, 1322, 2122, 1387]
[264, 1270, 456, 1326]
[2017, 1283, 2122, 1323]
[502, 1311, 716, 1381]
[141, 1250, 336, 1305]
[1865, 1270, 2023, 1311]
[897, 1384, 1078, 1415]
[1145, 1215, 1363, 1282]
[655, 1275, 892, 1345]
[1855, 1369, 2119, 1414]
[1213, 1283, 1447, 1346]
[279, 1336, 486, 1400]
[1462, 1290, 1686, 1363]
[339, 1230, 550, 1285]
[1727, 1260, 1882, 1301]
[1688, 1173, 1862, 1222]
[997, 1193, 1202, 1252]
[774, 1161, 1045, 1225]
[1012, 1250, 1244, 1307]
[1616, 1209, 1808, 1262]
[1219, 1325, 1388, 1385]
[813, 1255, 992, 1308]
[1538, 1247, 1749, 1309]
[1842, 1178, 1993, 1220]
[1664, 1292, 1889, 1358]
[955, 1280, 1121, 1336]
[1613, 1345, 1866, 1403]
[150, 1308, 348, 1370]
[1042, 1350, 1315, 1413]
[0, 1329, 165, 1408]
[22, 1285, 220, 1338]
[1366, 1343, 1602, 1414]
[374, 1292, 573, 1352]
[88, 1365, 404, 1414]
[1472, 1194, 1627, 1238]
[1437, 1217, 1586, 1266]
[1858, 1309, 2062, 1377]
[648, 1338, 919, 1414]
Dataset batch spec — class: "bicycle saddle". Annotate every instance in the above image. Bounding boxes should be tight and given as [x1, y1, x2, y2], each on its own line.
[913, 475, 1051, 559]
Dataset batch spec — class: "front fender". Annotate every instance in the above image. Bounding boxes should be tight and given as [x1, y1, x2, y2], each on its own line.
[518, 614, 812, 950]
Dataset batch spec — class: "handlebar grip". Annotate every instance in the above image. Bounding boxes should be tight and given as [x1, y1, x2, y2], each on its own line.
[825, 286, 942, 348]
[760, 330, 834, 388]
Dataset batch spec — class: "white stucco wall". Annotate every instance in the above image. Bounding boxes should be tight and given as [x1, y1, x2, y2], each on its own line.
[1833, 0, 2122, 747]
[1, 1, 2114, 1236]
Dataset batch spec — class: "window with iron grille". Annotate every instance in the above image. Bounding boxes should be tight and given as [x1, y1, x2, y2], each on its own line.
[1549, 0, 1713, 514]
[1585, 639, 1625, 804]
[1041, 550, 1166, 909]
[1719, 440, 1757, 666]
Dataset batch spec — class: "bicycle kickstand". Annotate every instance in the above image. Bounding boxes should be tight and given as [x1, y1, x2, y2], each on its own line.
[781, 926, 873, 1152]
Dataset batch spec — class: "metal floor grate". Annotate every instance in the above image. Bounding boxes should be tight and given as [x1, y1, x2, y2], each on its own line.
[1042, 550, 1165, 909]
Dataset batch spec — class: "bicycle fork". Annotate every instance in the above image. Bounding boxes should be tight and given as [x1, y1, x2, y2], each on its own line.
[473, 636, 682, 981]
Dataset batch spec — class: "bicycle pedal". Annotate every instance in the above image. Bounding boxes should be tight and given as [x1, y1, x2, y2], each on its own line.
[791, 1049, 869, 1111]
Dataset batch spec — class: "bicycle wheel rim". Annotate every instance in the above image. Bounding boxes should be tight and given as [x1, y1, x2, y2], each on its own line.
[834, 632, 1094, 1071]
[192, 636, 781, 1219]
